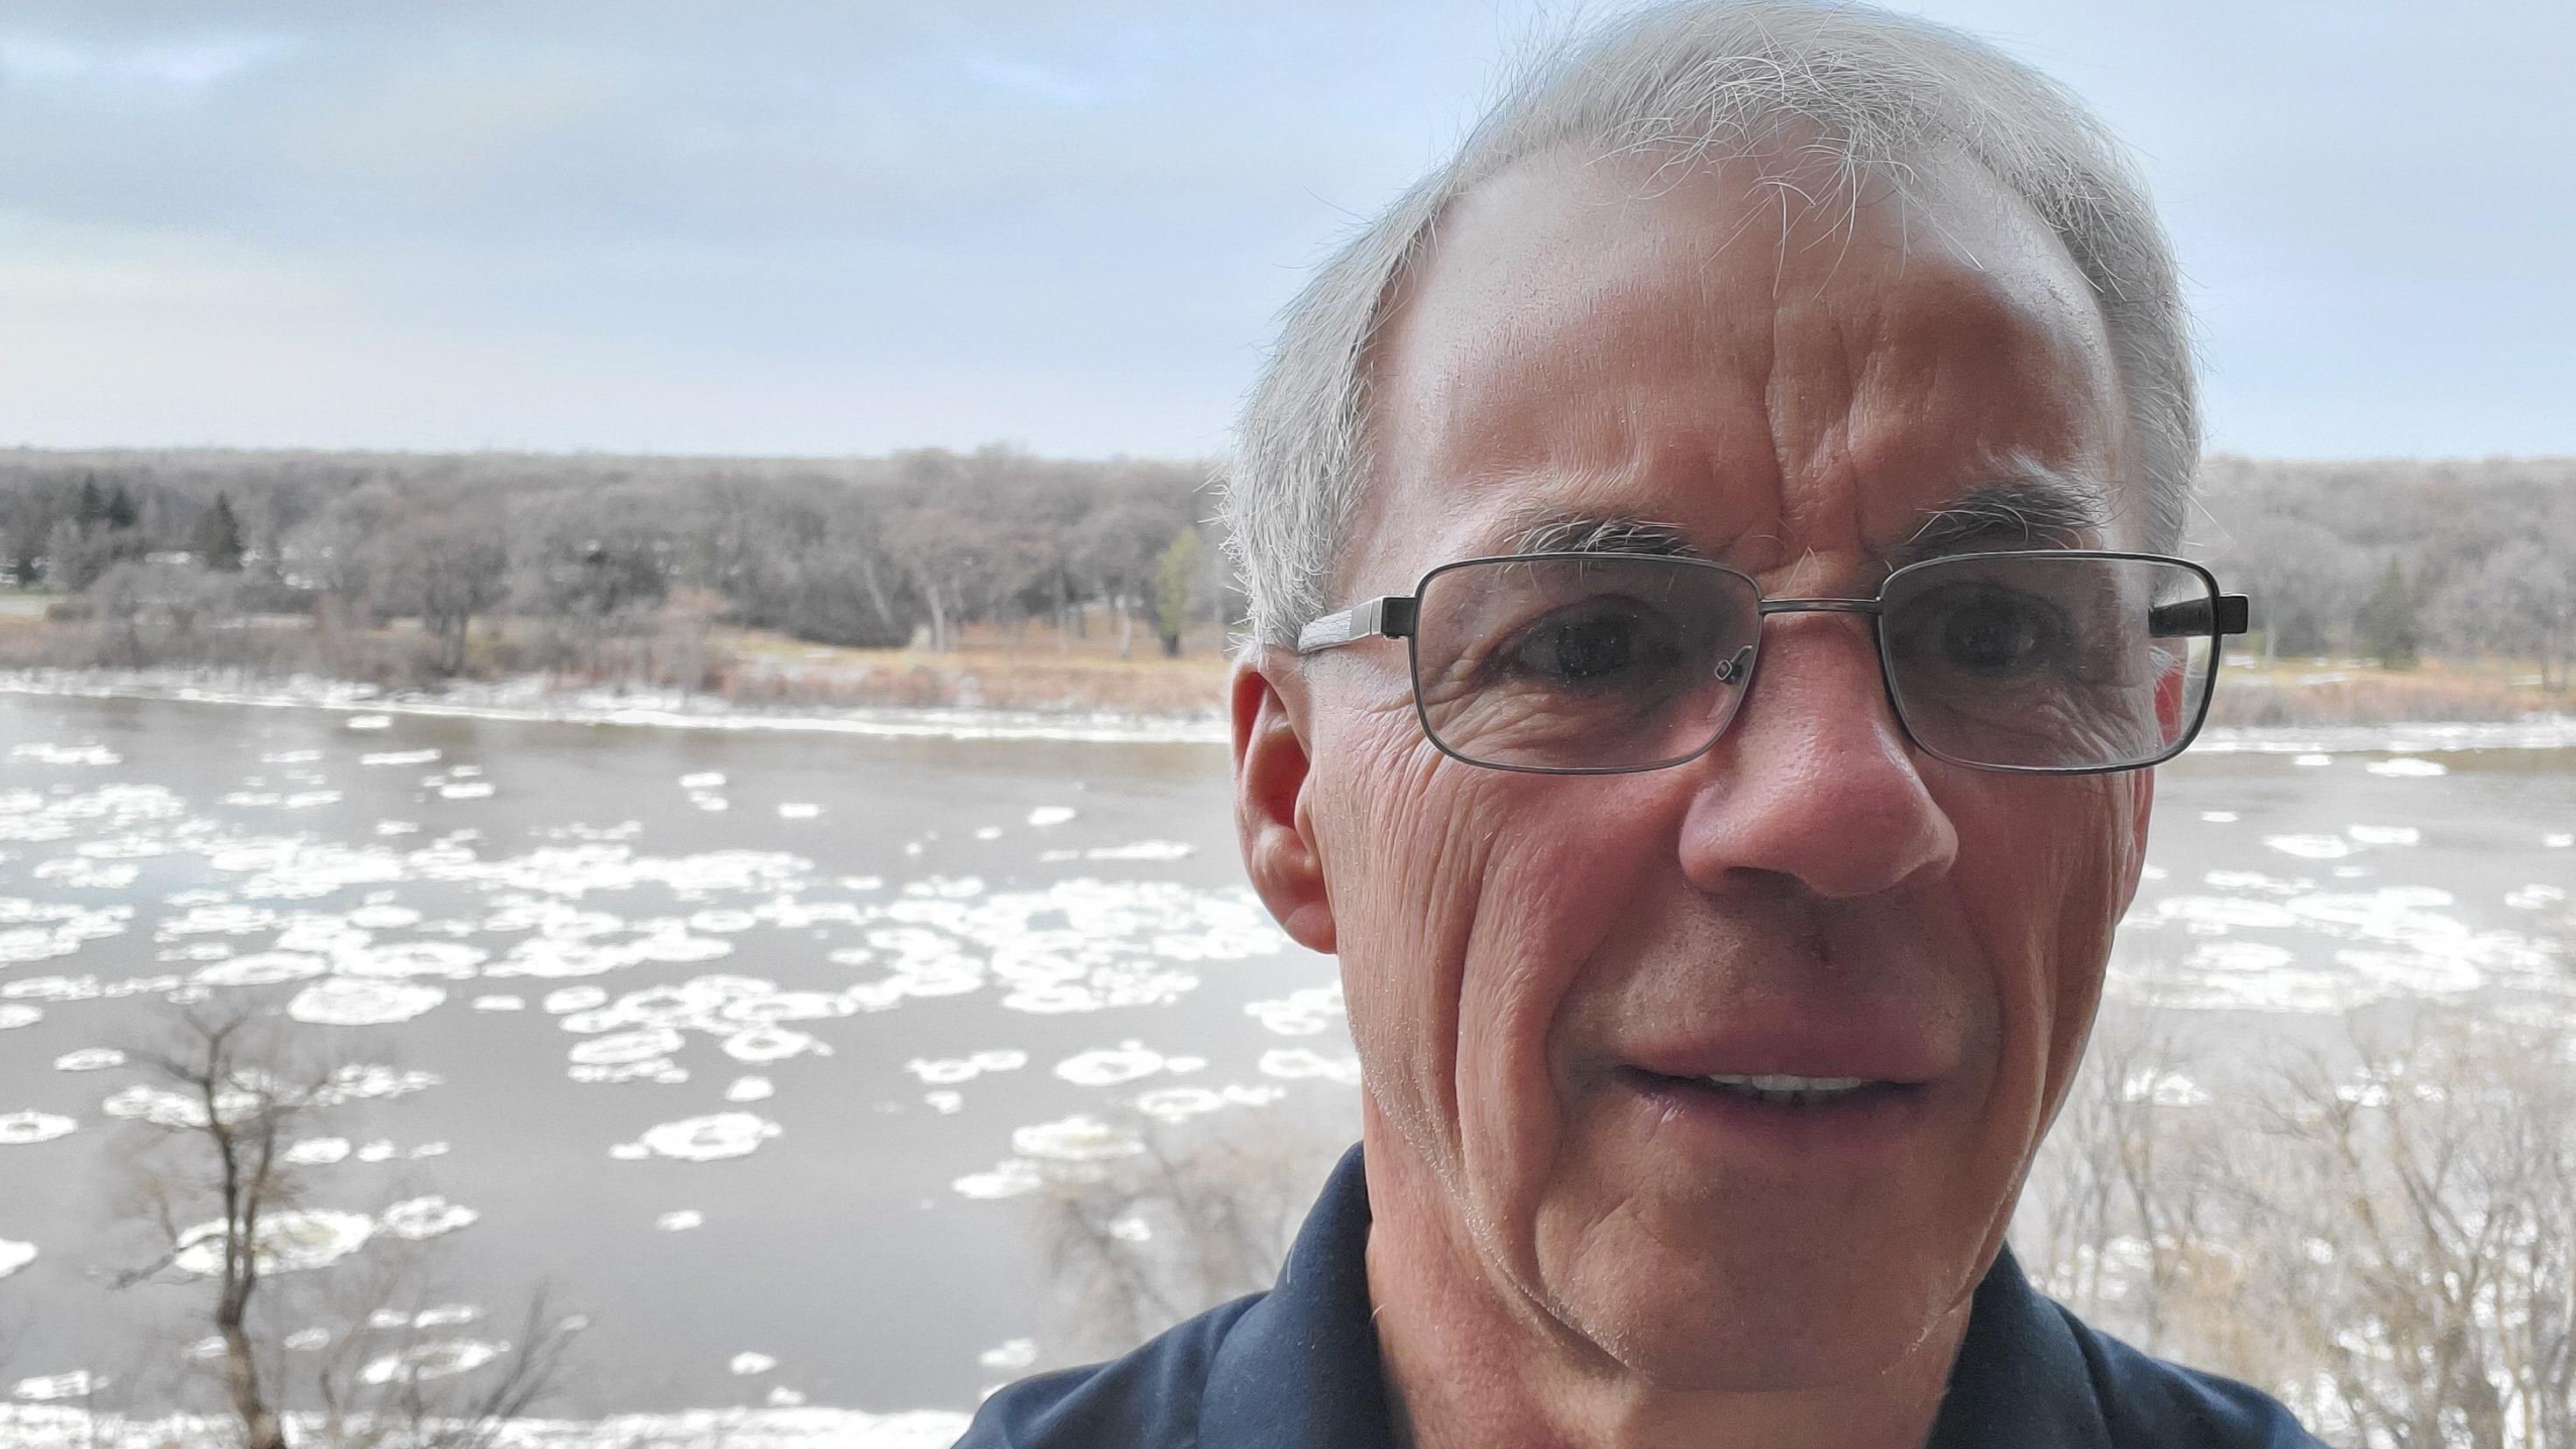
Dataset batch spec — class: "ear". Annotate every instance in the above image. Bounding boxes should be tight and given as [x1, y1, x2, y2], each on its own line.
[1230, 650, 1336, 956]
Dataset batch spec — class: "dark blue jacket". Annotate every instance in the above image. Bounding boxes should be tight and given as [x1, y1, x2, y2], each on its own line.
[960, 1144, 2324, 1448]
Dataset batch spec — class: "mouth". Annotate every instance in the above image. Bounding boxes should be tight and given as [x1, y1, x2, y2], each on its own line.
[1618, 1068, 1931, 1157]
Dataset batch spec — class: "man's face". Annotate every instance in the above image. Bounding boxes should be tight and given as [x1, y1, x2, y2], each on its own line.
[1273, 144, 2152, 1389]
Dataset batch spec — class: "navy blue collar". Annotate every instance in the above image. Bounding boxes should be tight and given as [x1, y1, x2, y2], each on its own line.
[1200, 1143, 2118, 1448]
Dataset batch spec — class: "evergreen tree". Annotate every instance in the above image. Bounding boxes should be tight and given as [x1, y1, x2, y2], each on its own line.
[1153, 527, 1202, 657]
[74, 476, 107, 529]
[105, 485, 139, 531]
[191, 493, 245, 571]
[2355, 559, 2420, 669]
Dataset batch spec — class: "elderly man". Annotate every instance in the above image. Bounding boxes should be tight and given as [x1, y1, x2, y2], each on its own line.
[964, 2, 2318, 1445]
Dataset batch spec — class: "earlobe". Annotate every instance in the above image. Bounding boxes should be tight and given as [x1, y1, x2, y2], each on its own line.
[1230, 654, 1336, 956]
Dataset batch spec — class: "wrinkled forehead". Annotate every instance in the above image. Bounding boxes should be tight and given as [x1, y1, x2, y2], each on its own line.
[1341, 140, 2132, 588]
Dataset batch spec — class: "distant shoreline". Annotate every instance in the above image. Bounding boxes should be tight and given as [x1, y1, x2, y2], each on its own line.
[6, 665, 2574, 756]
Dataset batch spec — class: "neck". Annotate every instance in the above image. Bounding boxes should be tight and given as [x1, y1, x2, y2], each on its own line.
[1359, 1111, 1970, 1449]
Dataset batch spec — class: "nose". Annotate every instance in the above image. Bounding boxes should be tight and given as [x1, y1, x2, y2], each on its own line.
[1675, 612, 1958, 900]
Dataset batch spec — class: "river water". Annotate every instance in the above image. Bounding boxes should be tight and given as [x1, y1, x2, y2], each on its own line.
[0, 688, 2567, 1426]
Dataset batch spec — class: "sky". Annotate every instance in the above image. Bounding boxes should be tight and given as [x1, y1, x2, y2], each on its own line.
[0, 1, 2568, 463]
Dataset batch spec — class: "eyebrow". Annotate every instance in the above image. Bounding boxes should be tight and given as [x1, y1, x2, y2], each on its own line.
[1481, 463, 2113, 569]
[1891, 469, 2113, 565]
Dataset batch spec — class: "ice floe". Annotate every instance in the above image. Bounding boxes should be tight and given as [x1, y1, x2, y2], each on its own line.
[679, 773, 725, 790]
[634, 1112, 780, 1163]
[287, 979, 446, 1026]
[360, 749, 442, 766]
[1134, 1084, 1287, 1124]
[2293, 753, 2333, 766]
[979, 1339, 1038, 1372]
[906, 1050, 1028, 1086]
[379, 1196, 479, 1241]
[655, 1209, 705, 1231]
[2505, 885, 2567, 911]
[951, 1159, 1044, 1200]
[730, 1352, 776, 1376]
[2263, 835, 2353, 861]
[724, 1076, 774, 1103]
[285, 1138, 353, 1166]
[1010, 1115, 1142, 1163]
[2198, 811, 2237, 824]
[2546, 833, 2573, 849]
[0, 1240, 32, 1279]
[172, 1209, 374, 1275]
[2364, 756, 2446, 777]
[345, 715, 392, 731]
[2346, 825, 2420, 846]
[0, 1006, 38, 1030]
[1026, 807, 1075, 828]
[472, 995, 526, 1011]
[924, 1091, 964, 1114]
[778, 803, 821, 820]
[1244, 984, 1345, 1037]
[52, 1048, 123, 1072]
[1257, 1048, 1364, 1086]
[1054, 1042, 1202, 1088]
[362, 1340, 503, 1385]
[10, 743, 118, 766]
[0, 1113, 76, 1146]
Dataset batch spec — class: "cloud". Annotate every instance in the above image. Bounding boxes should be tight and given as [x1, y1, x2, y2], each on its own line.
[0, 32, 290, 88]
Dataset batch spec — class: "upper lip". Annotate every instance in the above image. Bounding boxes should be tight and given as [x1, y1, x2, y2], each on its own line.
[1620, 1018, 1953, 1086]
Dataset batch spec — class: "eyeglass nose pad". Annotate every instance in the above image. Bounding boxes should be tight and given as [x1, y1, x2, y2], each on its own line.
[1712, 644, 1754, 686]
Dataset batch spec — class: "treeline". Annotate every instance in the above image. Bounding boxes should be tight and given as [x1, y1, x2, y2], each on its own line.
[0, 447, 2569, 695]
[2194, 455, 2576, 686]
[0, 446, 1226, 686]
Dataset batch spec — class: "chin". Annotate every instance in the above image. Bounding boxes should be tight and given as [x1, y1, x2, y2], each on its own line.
[1544, 1210, 1970, 1391]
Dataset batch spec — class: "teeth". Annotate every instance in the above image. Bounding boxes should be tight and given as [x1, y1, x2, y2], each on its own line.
[1704, 1074, 1873, 1107]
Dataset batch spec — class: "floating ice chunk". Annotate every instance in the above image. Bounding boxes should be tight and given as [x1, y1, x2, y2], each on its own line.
[1258, 1048, 1364, 1085]
[1083, 841, 1194, 862]
[284, 1327, 331, 1350]
[721, 1026, 827, 1063]
[952, 1158, 1043, 1200]
[545, 986, 610, 1013]
[607, 1142, 649, 1160]
[2346, 825, 2420, 846]
[10, 743, 119, 766]
[438, 781, 496, 801]
[0, 1112, 76, 1146]
[380, 1196, 479, 1241]
[12, 1370, 97, 1400]
[52, 1047, 124, 1072]
[358, 1140, 397, 1163]
[2264, 835, 2354, 861]
[778, 802, 821, 820]
[318, 1064, 442, 1102]
[174, 1210, 374, 1275]
[688, 909, 759, 934]
[2188, 942, 2297, 972]
[0, 1005, 39, 1030]
[472, 995, 525, 1012]
[679, 773, 726, 789]
[1246, 984, 1346, 1037]
[2198, 811, 2237, 824]
[0, 1240, 32, 1279]
[906, 1050, 1028, 1085]
[1011, 1114, 1143, 1163]
[414, 1304, 481, 1327]
[570, 1059, 687, 1086]
[2292, 753, 2333, 766]
[2364, 756, 2446, 778]
[768, 1387, 806, 1407]
[345, 715, 392, 731]
[1026, 807, 1076, 828]
[638, 1112, 780, 1162]
[288, 979, 444, 1026]
[571, 1028, 688, 1066]
[2505, 885, 2567, 910]
[655, 1209, 705, 1232]
[730, 1352, 776, 1376]
[261, 750, 323, 765]
[376, 821, 421, 836]
[102, 1084, 210, 1128]
[724, 1076, 774, 1103]
[979, 1339, 1038, 1372]
[1054, 1041, 1175, 1088]
[361, 1340, 501, 1385]
[360, 750, 441, 766]
[346, 904, 424, 931]
[975, 827, 1004, 841]
[285, 1138, 352, 1166]
[336, 941, 486, 980]
[32, 857, 138, 889]
[924, 1090, 964, 1114]
[2546, 833, 2574, 849]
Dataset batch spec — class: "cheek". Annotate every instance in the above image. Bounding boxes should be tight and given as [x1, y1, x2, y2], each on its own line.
[1941, 771, 2143, 1117]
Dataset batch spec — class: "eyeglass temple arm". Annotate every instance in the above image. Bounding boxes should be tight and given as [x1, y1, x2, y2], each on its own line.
[1296, 596, 1419, 654]
[2148, 593, 2250, 639]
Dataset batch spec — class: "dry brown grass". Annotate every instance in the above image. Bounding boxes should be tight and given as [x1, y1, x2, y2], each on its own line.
[2207, 657, 2566, 727]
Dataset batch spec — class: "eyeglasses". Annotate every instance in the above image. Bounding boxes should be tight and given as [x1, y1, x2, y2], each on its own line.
[1296, 550, 2250, 776]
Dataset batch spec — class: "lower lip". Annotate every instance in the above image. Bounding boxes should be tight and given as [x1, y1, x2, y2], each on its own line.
[1620, 1069, 1930, 1164]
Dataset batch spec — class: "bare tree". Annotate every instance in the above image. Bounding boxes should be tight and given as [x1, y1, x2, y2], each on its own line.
[105, 999, 584, 1449]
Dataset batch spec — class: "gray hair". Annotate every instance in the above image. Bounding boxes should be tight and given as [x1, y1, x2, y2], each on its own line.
[1221, 0, 2198, 649]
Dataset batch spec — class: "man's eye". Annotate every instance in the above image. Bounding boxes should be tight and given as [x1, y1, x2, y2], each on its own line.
[1505, 608, 1666, 685]
[1930, 591, 2062, 673]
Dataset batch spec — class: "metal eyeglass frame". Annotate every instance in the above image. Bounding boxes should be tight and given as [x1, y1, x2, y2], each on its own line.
[1294, 548, 2252, 777]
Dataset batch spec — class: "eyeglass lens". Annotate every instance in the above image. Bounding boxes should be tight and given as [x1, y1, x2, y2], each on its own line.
[1407, 554, 2218, 774]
